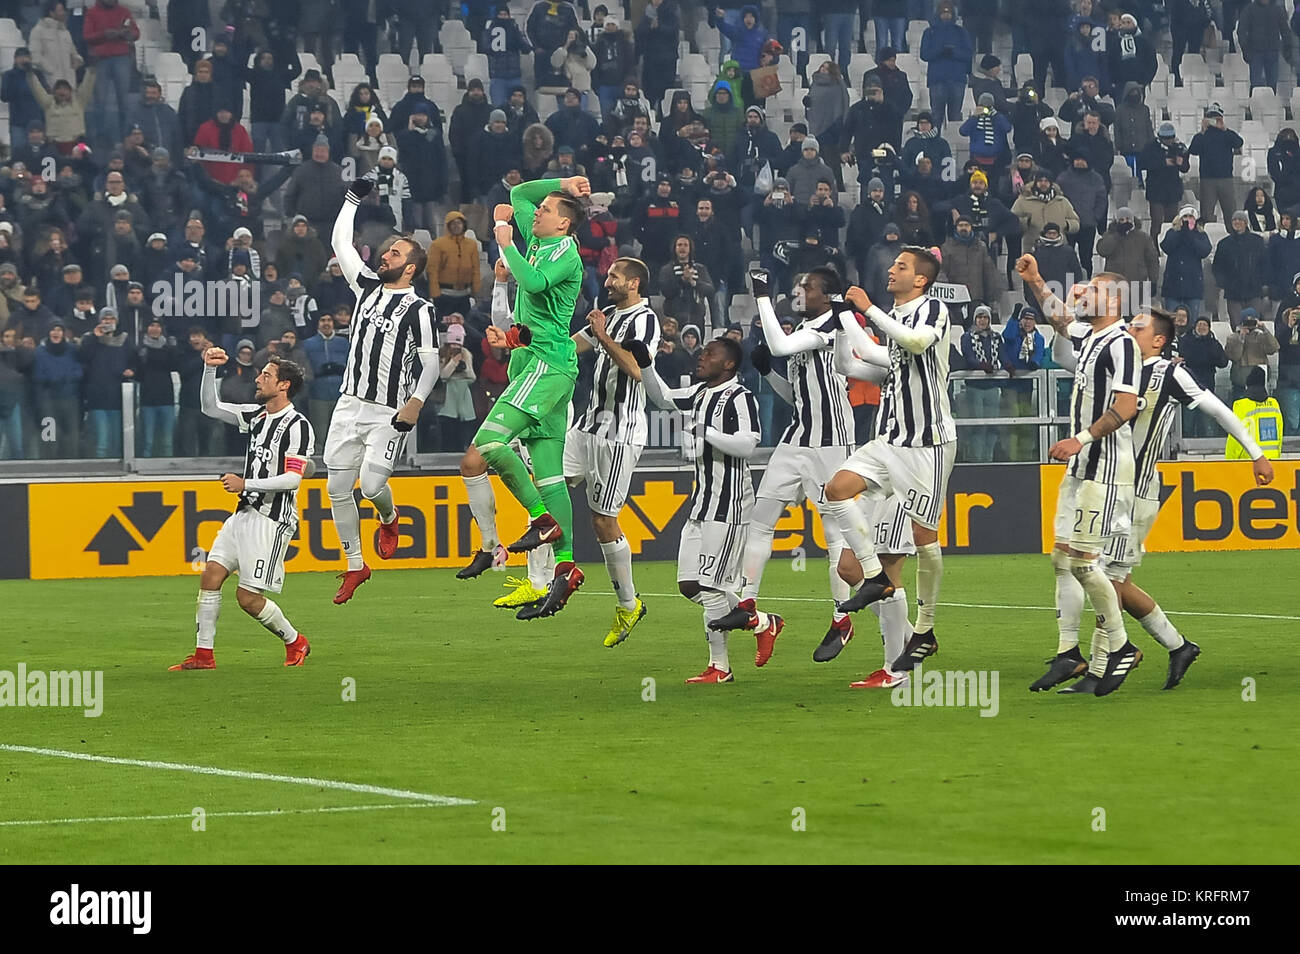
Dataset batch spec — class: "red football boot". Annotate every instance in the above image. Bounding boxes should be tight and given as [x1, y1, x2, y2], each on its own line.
[377, 508, 400, 559]
[284, 634, 311, 666]
[169, 648, 215, 671]
[685, 665, 735, 684]
[754, 613, 784, 667]
[333, 565, 372, 604]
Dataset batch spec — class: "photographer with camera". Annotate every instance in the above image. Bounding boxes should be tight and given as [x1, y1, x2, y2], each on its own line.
[959, 93, 1013, 187]
[1010, 81, 1053, 155]
[1161, 206, 1213, 324]
[1139, 122, 1191, 249]
[658, 235, 716, 332]
[841, 75, 903, 196]
[756, 176, 801, 294]
[1226, 308, 1280, 401]
[550, 29, 598, 115]
[1190, 103, 1245, 225]
[436, 323, 477, 453]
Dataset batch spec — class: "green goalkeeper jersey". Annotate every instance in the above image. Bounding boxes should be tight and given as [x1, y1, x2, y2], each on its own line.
[501, 178, 584, 380]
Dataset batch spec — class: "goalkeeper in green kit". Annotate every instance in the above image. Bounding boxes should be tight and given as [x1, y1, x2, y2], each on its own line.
[476, 175, 589, 617]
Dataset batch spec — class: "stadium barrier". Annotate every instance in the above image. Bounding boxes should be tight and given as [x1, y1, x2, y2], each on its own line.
[1, 460, 1294, 580]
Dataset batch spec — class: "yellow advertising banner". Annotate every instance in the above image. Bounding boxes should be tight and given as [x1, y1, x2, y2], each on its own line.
[26, 474, 700, 580]
[1039, 460, 1300, 553]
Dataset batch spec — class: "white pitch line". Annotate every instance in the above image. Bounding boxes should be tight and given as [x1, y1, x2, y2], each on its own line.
[0, 744, 476, 806]
[0, 803, 440, 828]
[579, 592, 1300, 622]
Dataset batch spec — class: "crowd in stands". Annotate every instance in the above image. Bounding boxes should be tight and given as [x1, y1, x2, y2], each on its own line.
[1, 0, 1299, 464]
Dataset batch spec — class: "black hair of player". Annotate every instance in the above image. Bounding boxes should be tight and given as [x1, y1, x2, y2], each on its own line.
[1149, 306, 1175, 347]
[615, 257, 650, 295]
[548, 191, 586, 235]
[900, 245, 940, 289]
[808, 265, 844, 297]
[714, 336, 743, 373]
[266, 355, 305, 399]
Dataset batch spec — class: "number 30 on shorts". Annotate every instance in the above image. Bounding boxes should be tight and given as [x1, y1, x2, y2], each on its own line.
[905, 488, 932, 515]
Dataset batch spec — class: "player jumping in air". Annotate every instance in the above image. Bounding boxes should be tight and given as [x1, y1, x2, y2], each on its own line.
[568, 257, 660, 645]
[822, 247, 957, 676]
[326, 177, 440, 604]
[471, 176, 590, 618]
[1018, 259, 1143, 696]
[1086, 310, 1272, 688]
[170, 349, 314, 670]
[632, 336, 761, 683]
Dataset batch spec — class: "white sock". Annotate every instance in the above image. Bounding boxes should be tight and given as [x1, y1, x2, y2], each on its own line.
[195, 589, 221, 650]
[1139, 604, 1185, 651]
[879, 588, 910, 673]
[701, 589, 731, 671]
[255, 597, 298, 644]
[914, 542, 942, 632]
[527, 546, 554, 589]
[740, 523, 776, 601]
[1088, 627, 1109, 677]
[369, 482, 396, 525]
[1055, 565, 1085, 653]
[329, 492, 365, 571]
[819, 496, 882, 577]
[464, 472, 498, 550]
[599, 536, 638, 609]
[1074, 564, 1129, 653]
[827, 544, 851, 606]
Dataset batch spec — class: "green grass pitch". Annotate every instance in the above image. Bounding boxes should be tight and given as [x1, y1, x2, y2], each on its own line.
[1, 549, 1296, 864]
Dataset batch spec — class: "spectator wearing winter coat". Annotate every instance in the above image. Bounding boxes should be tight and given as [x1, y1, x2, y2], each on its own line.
[32, 321, 81, 458]
[30, 4, 83, 89]
[549, 30, 598, 113]
[1189, 105, 1245, 223]
[969, 55, 1012, 115]
[82, 0, 139, 148]
[728, 105, 783, 193]
[959, 93, 1013, 179]
[126, 80, 183, 163]
[636, 0, 680, 109]
[841, 78, 904, 188]
[449, 81, 495, 201]
[1237, 0, 1292, 92]
[428, 211, 481, 319]
[1244, 187, 1278, 234]
[1097, 207, 1160, 286]
[301, 313, 346, 438]
[1180, 316, 1229, 394]
[1025, 223, 1082, 308]
[799, 180, 846, 247]
[1064, 18, 1108, 93]
[700, 80, 743, 156]
[863, 49, 913, 148]
[864, 224, 904, 308]
[1226, 309, 1281, 398]
[25, 63, 93, 152]
[756, 176, 801, 292]
[1107, 14, 1158, 94]
[1214, 211, 1270, 326]
[712, 5, 767, 72]
[634, 176, 682, 280]
[919, 1, 973, 133]
[1000, 304, 1046, 459]
[77, 308, 135, 458]
[1010, 82, 1053, 156]
[901, 154, 948, 220]
[1113, 82, 1154, 179]
[900, 111, 952, 173]
[546, 87, 603, 155]
[1140, 123, 1191, 243]
[1012, 171, 1079, 250]
[659, 235, 716, 329]
[134, 318, 179, 458]
[941, 217, 1002, 327]
[482, 4, 533, 109]
[283, 137, 347, 237]
[1035, 116, 1071, 178]
[527, 0, 581, 90]
[942, 168, 1019, 247]
[1070, 110, 1116, 192]
[891, 189, 934, 247]
[2, 50, 45, 149]
[389, 76, 440, 139]
[1057, 151, 1108, 277]
[1268, 128, 1300, 211]
[846, 178, 890, 284]
[959, 306, 1002, 461]
[192, 102, 253, 184]
[786, 136, 836, 208]
[1161, 207, 1214, 323]
[0, 328, 34, 459]
[1268, 210, 1300, 302]
[1057, 77, 1116, 131]
[1273, 294, 1300, 427]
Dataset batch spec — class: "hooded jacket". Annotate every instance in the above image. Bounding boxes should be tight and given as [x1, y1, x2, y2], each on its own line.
[483, 15, 532, 81]
[1113, 82, 1154, 154]
[703, 81, 744, 155]
[1160, 224, 1213, 298]
[714, 7, 768, 71]
[919, 3, 973, 87]
[1178, 324, 1228, 390]
[939, 232, 1002, 306]
[1064, 18, 1108, 92]
[1268, 132, 1300, 210]
[1139, 137, 1191, 204]
[428, 211, 481, 296]
[1012, 184, 1080, 247]
[1213, 229, 1269, 300]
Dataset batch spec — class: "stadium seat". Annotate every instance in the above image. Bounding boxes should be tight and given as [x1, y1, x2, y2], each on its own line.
[420, 53, 455, 85]
[298, 52, 322, 80]
[661, 87, 685, 117]
[463, 53, 490, 88]
[847, 53, 875, 94]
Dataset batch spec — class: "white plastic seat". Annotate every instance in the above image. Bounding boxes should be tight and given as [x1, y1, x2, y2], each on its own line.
[463, 53, 490, 88]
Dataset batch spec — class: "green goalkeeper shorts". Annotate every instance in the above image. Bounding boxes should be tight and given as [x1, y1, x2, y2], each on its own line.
[497, 355, 576, 442]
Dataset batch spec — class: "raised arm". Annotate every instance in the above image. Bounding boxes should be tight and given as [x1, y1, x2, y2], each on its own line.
[1015, 253, 1072, 333]
[199, 350, 257, 425]
[835, 302, 893, 369]
[752, 270, 825, 356]
[1196, 391, 1268, 467]
[857, 297, 942, 355]
[332, 180, 374, 290]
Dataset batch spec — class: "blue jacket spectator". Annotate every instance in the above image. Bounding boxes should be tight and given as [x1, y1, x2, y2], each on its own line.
[714, 6, 768, 72]
[1, 49, 45, 143]
[1001, 306, 1046, 394]
[1064, 18, 1108, 92]
[1160, 213, 1213, 301]
[34, 326, 82, 399]
[303, 320, 349, 402]
[481, 5, 532, 104]
[919, 2, 973, 86]
[959, 95, 1013, 163]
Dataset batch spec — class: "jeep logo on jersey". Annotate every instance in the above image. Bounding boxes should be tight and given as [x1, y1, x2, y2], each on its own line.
[252, 444, 275, 464]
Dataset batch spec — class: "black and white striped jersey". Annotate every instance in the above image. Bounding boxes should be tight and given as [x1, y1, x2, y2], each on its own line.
[341, 271, 438, 410]
[876, 294, 956, 448]
[781, 312, 854, 448]
[1067, 321, 1139, 484]
[664, 377, 760, 523]
[575, 301, 661, 444]
[233, 404, 315, 528]
[1132, 357, 1205, 500]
